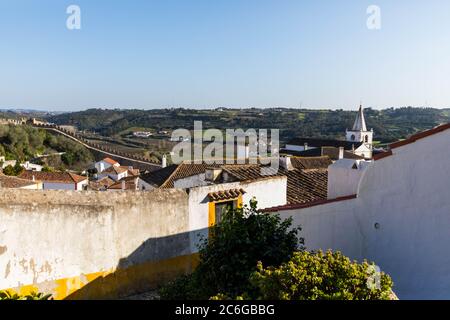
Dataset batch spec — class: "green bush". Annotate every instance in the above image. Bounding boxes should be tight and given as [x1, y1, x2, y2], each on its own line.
[0, 291, 52, 300]
[2, 161, 23, 176]
[160, 199, 302, 300]
[216, 250, 394, 300]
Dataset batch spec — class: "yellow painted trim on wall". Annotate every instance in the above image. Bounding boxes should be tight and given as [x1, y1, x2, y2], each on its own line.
[208, 202, 216, 227]
[237, 194, 243, 208]
[3, 253, 200, 300]
[208, 196, 242, 238]
[208, 196, 243, 228]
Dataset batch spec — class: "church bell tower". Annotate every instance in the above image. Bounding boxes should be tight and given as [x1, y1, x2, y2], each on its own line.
[346, 105, 373, 157]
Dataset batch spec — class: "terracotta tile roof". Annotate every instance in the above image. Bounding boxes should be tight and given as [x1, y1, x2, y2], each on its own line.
[263, 195, 357, 213]
[207, 188, 246, 201]
[372, 150, 393, 161]
[19, 171, 87, 184]
[221, 164, 282, 182]
[88, 176, 115, 191]
[141, 162, 223, 188]
[139, 164, 179, 188]
[280, 168, 328, 205]
[0, 173, 39, 188]
[390, 123, 450, 150]
[107, 179, 138, 190]
[103, 157, 119, 165]
[219, 163, 328, 205]
[140, 158, 329, 205]
[102, 166, 128, 175]
[289, 156, 332, 169]
[125, 167, 140, 176]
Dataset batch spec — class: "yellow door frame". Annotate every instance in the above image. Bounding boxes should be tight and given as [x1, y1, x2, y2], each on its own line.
[208, 195, 243, 237]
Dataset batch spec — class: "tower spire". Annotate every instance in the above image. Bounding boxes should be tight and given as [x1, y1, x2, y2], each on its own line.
[352, 104, 367, 131]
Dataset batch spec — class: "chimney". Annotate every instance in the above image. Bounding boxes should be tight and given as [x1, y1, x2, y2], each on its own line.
[32, 175, 35, 182]
[304, 143, 308, 151]
[162, 154, 167, 168]
[205, 168, 222, 182]
[280, 156, 294, 171]
[121, 180, 126, 191]
[338, 147, 344, 160]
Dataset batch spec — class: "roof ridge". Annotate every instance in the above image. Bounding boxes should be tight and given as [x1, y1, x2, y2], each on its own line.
[160, 163, 182, 188]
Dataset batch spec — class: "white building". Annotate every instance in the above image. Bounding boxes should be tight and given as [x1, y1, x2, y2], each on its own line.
[327, 158, 371, 199]
[133, 131, 153, 138]
[94, 157, 120, 174]
[139, 158, 331, 252]
[97, 165, 139, 182]
[18, 171, 88, 191]
[267, 123, 450, 299]
[22, 161, 43, 172]
[283, 105, 374, 159]
[107, 176, 140, 192]
[345, 105, 374, 158]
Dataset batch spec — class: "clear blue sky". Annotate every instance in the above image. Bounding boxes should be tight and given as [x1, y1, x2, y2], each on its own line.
[1, 0, 449, 111]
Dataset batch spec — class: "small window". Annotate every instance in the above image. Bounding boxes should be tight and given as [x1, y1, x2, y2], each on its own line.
[365, 135, 369, 143]
[214, 200, 236, 224]
[351, 134, 356, 141]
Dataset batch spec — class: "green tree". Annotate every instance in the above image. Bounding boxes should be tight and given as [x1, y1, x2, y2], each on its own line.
[13, 161, 24, 176]
[61, 151, 76, 166]
[220, 250, 394, 300]
[3, 165, 15, 176]
[160, 200, 302, 300]
[42, 166, 54, 172]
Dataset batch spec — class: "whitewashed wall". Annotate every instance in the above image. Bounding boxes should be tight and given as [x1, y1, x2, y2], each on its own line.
[276, 128, 450, 299]
[76, 180, 88, 191]
[0, 189, 190, 296]
[43, 182, 75, 190]
[187, 177, 287, 252]
[327, 159, 369, 199]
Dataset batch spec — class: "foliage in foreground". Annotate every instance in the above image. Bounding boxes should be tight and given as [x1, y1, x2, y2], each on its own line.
[160, 200, 302, 300]
[160, 198, 395, 300]
[0, 291, 52, 300]
[212, 250, 394, 300]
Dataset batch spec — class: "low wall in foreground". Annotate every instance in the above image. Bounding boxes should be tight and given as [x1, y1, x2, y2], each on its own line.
[0, 189, 199, 299]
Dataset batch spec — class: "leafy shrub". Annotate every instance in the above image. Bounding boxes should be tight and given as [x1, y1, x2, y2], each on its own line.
[215, 250, 394, 300]
[2, 161, 23, 176]
[0, 291, 52, 300]
[160, 199, 302, 300]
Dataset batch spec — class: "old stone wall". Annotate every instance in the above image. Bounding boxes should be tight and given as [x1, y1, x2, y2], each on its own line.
[0, 188, 198, 299]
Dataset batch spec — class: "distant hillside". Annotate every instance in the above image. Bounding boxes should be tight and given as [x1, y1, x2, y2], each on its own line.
[0, 124, 93, 172]
[46, 107, 450, 145]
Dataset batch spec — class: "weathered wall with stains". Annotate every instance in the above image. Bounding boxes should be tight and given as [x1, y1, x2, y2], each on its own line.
[0, 188, 198, 299]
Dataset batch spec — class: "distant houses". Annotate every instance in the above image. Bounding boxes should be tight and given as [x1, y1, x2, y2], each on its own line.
[94, 157, 120, 173]
[18, 171, 88, 191]
[133, 131, 153, 138]
[0, 173, 42, 189]
[0, 157, 43, 172]
[88, 157, 140, 191]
